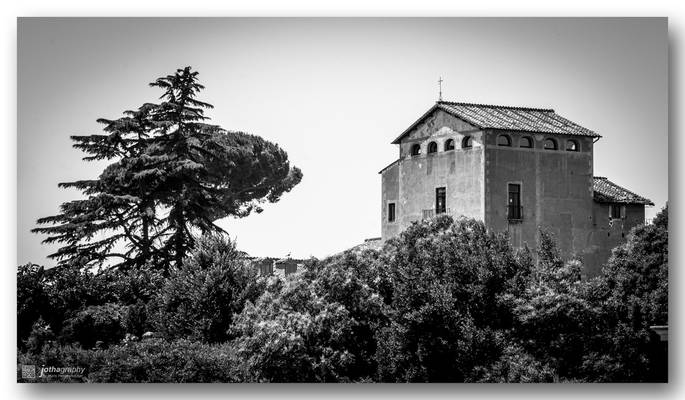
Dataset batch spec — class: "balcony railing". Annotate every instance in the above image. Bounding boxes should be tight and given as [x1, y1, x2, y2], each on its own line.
[507, 205, 523, 221]
[422, 208, 451, 219]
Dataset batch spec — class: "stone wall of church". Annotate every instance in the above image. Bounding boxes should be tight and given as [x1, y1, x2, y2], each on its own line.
[399, 109, 478, 157]
[483, 130, 597, 270]
[381, 162, 401, 240]
[381, 110, 485, 240]
[582, 202, 646, 275]
[482, 130, 646, 276]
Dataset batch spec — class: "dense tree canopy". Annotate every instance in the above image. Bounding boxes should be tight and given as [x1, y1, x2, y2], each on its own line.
[148, 234, 266, 343]
[33, 67, 302, 271]
[374, 216, 529, 382]
[230, 250, 387, 382]
[18, 206, 668, 382]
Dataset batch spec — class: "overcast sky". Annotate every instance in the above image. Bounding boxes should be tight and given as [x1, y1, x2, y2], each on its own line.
[18, 17, 667, 264]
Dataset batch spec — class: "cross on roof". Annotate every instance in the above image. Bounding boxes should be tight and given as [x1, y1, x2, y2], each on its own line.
[438, 77, 443, 101]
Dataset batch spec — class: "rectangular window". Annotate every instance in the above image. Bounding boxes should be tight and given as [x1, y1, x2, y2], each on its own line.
[435, 187, 446, 214]
[610, 204, 623, 219]
[508, 183, 522, 220]
[388, 203, 396, 222]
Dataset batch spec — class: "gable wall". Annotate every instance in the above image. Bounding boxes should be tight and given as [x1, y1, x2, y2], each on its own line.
[399, 109, 479, 157]
[381, 109, 485, 240]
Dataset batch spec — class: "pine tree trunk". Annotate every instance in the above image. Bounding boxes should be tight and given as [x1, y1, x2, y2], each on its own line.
[174, 200, 185, 271]
[141, 203, 150, 267]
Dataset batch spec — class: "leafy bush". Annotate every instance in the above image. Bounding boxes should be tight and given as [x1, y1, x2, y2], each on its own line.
[24, 318, 55, 355]
[374, 215, 529, 382]
[17, 207, 668, 382]
[18, 338, 239, 383]
[17, 264, 50, 348]
[17, 264, 164, 349]
[230, 250, 388, 382]
[476, 344, 556, 383]
[148, 234, 265, 343]
[60, 303, 127, 348]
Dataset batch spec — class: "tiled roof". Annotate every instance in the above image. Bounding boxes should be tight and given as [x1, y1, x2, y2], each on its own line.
[593, 177, 654, 205]
[392, 101, 599, 144]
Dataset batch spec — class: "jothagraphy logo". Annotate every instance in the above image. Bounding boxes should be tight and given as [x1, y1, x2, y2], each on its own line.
[20, 364, 85, 380]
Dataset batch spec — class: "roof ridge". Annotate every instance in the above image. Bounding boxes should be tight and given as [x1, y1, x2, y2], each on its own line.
[391, 100, 599, 144]
[437, 100, 554, 113]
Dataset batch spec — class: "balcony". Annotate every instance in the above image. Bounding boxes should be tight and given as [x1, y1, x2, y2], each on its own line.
[422, 208, 451, 219]
[507, 205, 523, 222]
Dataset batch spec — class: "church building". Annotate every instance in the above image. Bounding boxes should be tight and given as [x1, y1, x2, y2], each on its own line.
[379, 101, 653, 276]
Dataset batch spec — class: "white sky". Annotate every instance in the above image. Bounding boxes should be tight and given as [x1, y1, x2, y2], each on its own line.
[18, 18, 668, 264]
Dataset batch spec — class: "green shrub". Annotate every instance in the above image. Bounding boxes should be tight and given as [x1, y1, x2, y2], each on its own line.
[24, 318, 55, 355]
[230, 249, 388, 382]
[17, 264, 50, 349]
[375, 215, 529, 382]
[17, 264, 163, 349]
[149, 234, 265, 343]
[18, 338, 240, 383]
[477, 344, 556, 383]
[17, 207, 668, 383]
[60, 303, 127, 348]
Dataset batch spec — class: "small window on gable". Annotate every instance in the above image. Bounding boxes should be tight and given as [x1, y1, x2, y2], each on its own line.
[444, 139, 455, 151]
[566, 140, 579, 152]
[462, 136, 473, 149]
[427, 141, 438, 154]
[388, 203, 396, 222]
[520, 136, 533, 148]
[543, 138, 558, 150]
[411, 144, 421, 156]
[497, 134, 512, 147]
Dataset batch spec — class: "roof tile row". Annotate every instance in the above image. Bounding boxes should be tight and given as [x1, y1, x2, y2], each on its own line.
[437, 101, 599, 138]
[593, 177, 654, 205]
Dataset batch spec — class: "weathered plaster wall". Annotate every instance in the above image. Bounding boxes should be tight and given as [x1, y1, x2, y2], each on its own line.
[381, 110, 485, 240]
[485, 131, 592, 255]
[395, 145, 484, 232]
[483, 130, 646, 276]
[484, 130, 598, 270]
[583, 202, 646, 275]
[381, 162, 400, 240]
[399, 109, 479, 157]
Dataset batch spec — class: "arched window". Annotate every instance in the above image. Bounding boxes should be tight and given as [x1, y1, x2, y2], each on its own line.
[461, 136, 473, 149]
[444, 138, 455, 151]
[427, 141, 438, 154]
[519, 136, 533, 148]
[496, 134, 512, 147]
[566, 139, 579, 152]
[543, 138, 558, 150]
[410, 143, 421, 156]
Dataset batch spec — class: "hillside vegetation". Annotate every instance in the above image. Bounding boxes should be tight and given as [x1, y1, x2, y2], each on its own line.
[18, 206, 668, 382]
